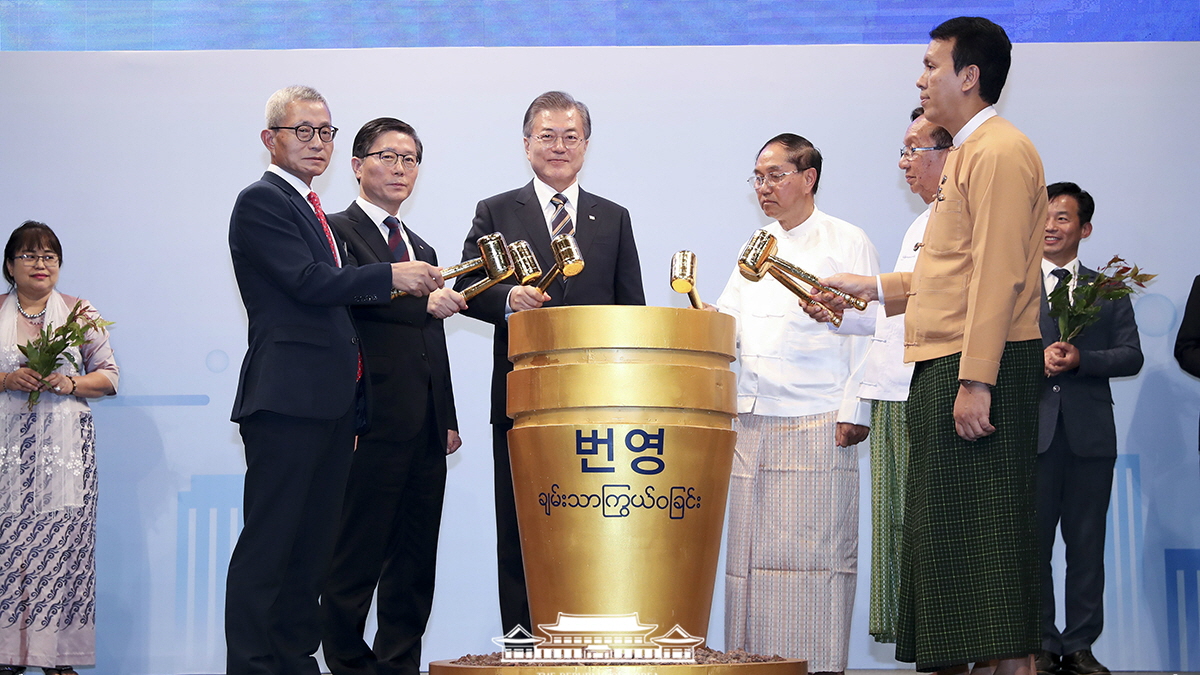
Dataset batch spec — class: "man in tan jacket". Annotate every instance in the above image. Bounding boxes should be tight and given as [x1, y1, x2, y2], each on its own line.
[816, 16, 1047, 675]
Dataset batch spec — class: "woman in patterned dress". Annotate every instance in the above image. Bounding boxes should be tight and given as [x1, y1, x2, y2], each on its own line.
[0, 221, 118, 675]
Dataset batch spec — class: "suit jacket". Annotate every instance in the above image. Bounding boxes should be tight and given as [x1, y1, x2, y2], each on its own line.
[328, 202, 458, 447]
[1176, 274, 1200, 378]
[229, 171, 391, 423]
[455, 181, 645, 423]
[1038, 266, 1143, 456]
[880, 115, 1048, 384]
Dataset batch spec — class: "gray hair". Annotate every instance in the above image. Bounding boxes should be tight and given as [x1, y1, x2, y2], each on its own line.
[265, 85, 326, 128]
[522, 91, 592, 139]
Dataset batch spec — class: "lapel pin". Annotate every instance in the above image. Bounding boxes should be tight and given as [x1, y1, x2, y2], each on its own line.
[589, 215, 596, 220]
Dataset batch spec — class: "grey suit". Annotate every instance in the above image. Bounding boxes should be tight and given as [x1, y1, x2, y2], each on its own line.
[1037, 265, 1143, 655]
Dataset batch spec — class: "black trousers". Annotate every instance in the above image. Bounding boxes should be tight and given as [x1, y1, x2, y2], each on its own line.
[1037, 415, 1115, 655]
[226, 406, 357, 675]
[322, 392, 447, 675]
[492, 420, 531, 635]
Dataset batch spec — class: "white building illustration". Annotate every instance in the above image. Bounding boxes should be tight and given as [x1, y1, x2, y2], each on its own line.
[493, 613, 705, 663]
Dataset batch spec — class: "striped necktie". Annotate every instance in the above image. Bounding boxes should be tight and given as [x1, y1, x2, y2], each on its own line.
[550, 193, 574, 238]
[384, 216, 410, 262]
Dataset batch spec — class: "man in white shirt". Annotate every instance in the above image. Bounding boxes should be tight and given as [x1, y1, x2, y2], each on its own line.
[715, 133, 878, 675]
[830, 109, 951, 645]
[452, 91, 645, 636]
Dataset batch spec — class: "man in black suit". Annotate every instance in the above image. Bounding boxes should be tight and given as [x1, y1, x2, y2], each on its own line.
[454, 91, 645, 634]
[1036, 182, 1142, 675]
[321, 117, 465, 675]
[226, 87, 443, 675]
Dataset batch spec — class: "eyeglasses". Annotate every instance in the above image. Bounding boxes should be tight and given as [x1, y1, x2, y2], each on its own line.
[747, 170, 800, 189]
[530, 132, 584, 149]
[899, 145, 950, 159]
[11, 254, 60, 267]
[364, 150, 419, 170]
[271, 125, 339, 143]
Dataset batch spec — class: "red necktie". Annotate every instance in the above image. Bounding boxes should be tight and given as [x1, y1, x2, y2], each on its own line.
[307, 191, 362, 381]
[306, 191, 340, 267]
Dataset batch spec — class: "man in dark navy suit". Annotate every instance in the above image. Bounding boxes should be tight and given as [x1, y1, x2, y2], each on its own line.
[321, 117, 465, 675]
[226, 87, 443, 675]
[454, 91, 645, 635]
[1036, 182, 1142, 675]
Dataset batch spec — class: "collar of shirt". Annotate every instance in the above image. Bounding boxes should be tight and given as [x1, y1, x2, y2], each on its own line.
[355, 196, 414, 259]
[952, 105, 998, 147]
[267, 164, 315, 205]
[774, 206, 824, 239]
[1042, 256, 1080, 295]
[532, 177, 580, 234]
[268, 164, 342, 266]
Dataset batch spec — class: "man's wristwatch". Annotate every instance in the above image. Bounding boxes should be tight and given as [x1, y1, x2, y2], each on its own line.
[958, 379, 992, 389]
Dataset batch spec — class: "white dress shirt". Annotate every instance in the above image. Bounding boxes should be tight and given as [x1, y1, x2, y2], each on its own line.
[716, 209, 879, 425]
[355, 196, 415, 261]
[1042, 256, 1080, 296]
[531, 178, 579, 234]
[505, 178, 582, 317]
[953, 105, 998, 147]
[836, 206, 930, 402]
[267, 163, 342, 266]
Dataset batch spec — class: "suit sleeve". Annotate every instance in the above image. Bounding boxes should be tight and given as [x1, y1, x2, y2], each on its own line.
[1176, 275, 1200, 377]
[231, 184, 391, 306]
[1077, 295, 1143, 379]
[613, 207, 646, 305]
[455, 198, 515, 325]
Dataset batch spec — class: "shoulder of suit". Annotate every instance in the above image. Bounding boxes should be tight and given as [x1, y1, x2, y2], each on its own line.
[577, 188, 629, 213]
[480, 185, 532, 206]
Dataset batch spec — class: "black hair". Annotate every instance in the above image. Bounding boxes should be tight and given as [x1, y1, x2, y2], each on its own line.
[929, 16, 1012, 105]
[4, 221, 62, 286]
[758, 133, 823, 194]
[1047, 182, 1095, 225]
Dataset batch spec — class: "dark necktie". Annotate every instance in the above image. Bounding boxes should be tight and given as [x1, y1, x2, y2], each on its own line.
[1051, 267, 1072, 306]
[550, 193, 574, 238]
[384, 216, 410, 262]
[1051, 267, 1070, 289]
[307, 191, 362, 380]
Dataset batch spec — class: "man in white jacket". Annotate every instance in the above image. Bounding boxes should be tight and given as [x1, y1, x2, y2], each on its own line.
[715, 133, 879, 675]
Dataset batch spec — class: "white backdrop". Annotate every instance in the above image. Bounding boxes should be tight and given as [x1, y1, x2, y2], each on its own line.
[1, 41, 1198, 674]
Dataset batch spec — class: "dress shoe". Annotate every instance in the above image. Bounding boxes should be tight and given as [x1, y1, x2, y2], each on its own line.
[1035, 649, 1060, 675]
[1060, 649, 1109, 675]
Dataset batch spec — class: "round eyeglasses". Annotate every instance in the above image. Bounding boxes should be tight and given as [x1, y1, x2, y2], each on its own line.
[271, 124, 339, 143]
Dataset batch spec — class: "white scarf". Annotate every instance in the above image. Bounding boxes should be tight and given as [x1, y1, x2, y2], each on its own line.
[0, 290, 89, 513]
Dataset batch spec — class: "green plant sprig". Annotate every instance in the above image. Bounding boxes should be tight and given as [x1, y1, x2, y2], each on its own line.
[16, 299, 114, 410]
[1047, 255, 1155, 344]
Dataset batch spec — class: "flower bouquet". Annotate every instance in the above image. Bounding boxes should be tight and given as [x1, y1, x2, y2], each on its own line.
[1047, 255, 1155, 343]
[17, 300, 113, 410]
